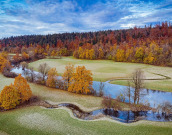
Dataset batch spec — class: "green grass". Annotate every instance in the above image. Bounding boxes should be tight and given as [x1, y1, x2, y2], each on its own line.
[0, 106, 172, 135]
[29, 56, 172, 92]
[0, 69, 172, 134]
[110, 80, 172, 92]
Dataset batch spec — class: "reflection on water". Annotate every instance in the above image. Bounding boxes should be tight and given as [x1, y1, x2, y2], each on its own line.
[93, 81, 172, 108]
[12, 67, 172, 108]
[58, 103, 172, 123]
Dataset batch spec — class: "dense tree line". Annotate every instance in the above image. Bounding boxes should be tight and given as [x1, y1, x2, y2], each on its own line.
[0, 22, 172, 66]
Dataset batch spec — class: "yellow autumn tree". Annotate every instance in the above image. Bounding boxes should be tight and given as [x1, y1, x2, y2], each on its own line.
[68, 66, 93, 94]
[88, 49, 95, 60]
[115, 49, 125, 62]
[134, 47, 144, 62]
[13, 74, 32, 103]
[0, 85, 20, 110]
[51, 50, 56, 58]
[46, 68, 58, 88]
[62, 64, 75, 89]
[98, 48, 104, 59]
[78, 47, 84, 59]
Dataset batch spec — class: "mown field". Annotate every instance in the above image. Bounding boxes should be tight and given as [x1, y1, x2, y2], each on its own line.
[0, 74, 172, 135]
[29, 56, 172, 92]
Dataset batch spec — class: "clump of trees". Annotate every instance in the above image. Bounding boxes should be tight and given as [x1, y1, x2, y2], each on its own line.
[37, 63, 94, 95]
[0, 74, 32, 110]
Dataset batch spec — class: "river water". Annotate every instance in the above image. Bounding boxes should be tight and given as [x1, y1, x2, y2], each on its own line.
[11, 66, 172, 123]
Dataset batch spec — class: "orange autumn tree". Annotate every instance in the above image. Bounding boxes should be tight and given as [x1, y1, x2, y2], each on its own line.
[0, 53, 10, 72]
[22, 52, 29, 60]
[13, 53, 20, 62]
[0, 85, 20, 110]
[13, 74, 32, 103]
[0, 55, 6, 72]
[46, 68, 58, 88]
[68, 66, 93, 94]
[62, 64, 75, 89]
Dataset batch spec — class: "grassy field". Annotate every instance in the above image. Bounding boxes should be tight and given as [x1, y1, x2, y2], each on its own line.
[0, 74, 172, 134]
[0, 106, 172, 135]
[29, 56, 172, 92]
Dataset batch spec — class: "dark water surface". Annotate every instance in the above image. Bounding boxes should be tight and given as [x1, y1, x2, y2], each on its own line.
[56, 103, 172, 123]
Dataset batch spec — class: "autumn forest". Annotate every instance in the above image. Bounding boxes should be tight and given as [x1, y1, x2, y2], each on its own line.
[0, 22, 172, 66]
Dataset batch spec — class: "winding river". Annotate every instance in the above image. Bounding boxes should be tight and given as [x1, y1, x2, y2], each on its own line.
[11, 66, 172, 123]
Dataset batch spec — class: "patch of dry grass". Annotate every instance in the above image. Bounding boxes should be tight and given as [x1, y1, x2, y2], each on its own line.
[29, 83, 102, 110]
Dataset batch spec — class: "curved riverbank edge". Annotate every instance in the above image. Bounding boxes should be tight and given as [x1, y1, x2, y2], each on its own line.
[107, 72, 171, 82]
[32, 100, 171, 124]
[45, 100, 102, 112]
[41, 107, 172, 126]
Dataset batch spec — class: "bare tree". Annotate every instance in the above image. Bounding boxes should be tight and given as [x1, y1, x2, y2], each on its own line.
[28, 66, 36, 82]
[20, 61, 28, 70]
[131, 68, 144, 104]
[28, 51, 35, 60]
[126, 80, 131, 104]
[38, 63, 50, 81]
[99, 80, 105, 97]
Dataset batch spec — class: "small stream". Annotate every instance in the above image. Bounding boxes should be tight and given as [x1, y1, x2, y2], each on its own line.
[47, 103, 172, 123]
[11, 66, 172, 123]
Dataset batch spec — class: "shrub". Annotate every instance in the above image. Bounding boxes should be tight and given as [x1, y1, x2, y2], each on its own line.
[0, 85, 20, 110]
[102, 96, 121, 110]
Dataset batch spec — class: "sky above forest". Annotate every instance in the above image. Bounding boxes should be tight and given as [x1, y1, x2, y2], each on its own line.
[0, 0, 172, 38]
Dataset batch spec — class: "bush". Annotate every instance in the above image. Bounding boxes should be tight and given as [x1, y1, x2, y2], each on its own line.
[102, 96, 113, 108]
[102, 96, 121, 110]
[0, 85, 20, 110]
[2, 70, 17, 78]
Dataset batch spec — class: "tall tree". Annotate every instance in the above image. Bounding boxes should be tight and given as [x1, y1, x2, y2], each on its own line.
[68, 66, 93, 94]
[131, 69, 144, 104]
[38, 63, 50, 81]
[13, 74, 32, 103]
[46, 68, 58, 88]
[62, 64, 75, 89]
